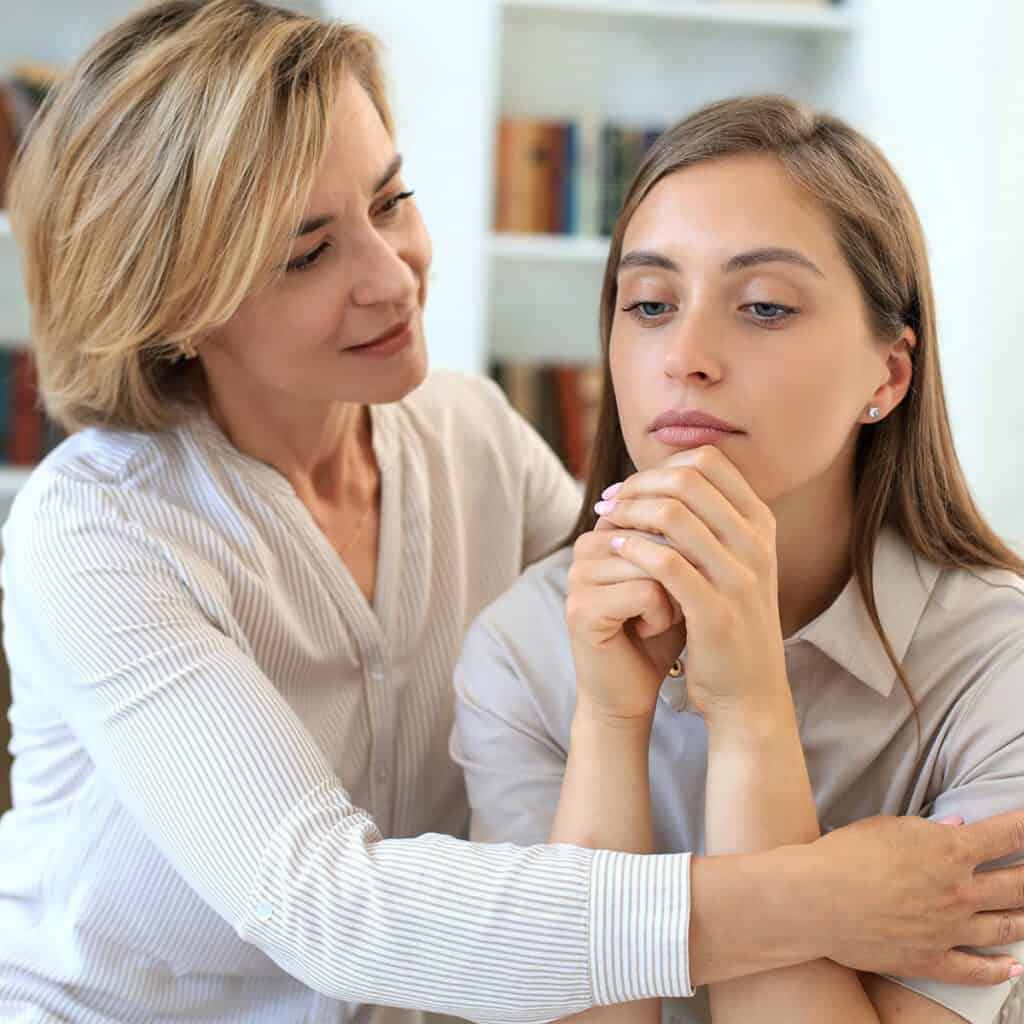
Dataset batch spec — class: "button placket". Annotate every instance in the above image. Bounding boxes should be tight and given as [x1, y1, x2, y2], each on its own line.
[366, 657, 397, 831]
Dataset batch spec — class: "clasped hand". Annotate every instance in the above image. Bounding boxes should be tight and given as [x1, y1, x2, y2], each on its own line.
[566, 445, 788, 723]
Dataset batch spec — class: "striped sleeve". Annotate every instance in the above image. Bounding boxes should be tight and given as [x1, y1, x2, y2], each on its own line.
[4, 475, 692, 1023]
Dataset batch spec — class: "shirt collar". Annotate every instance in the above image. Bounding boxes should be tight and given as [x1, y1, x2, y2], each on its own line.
[788, 527, 941, 697]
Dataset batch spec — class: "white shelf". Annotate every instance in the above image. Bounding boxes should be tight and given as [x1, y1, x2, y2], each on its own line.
[0, 213, 31, 342]
[501, 0, 856, 33]
[490, 233, 610, 264]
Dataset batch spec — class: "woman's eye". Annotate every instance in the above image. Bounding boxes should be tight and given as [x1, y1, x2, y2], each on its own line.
[744, 301, 797, 324]
[623, 300, 674, 321]
[287, 241, 330, 274]
[378, 189, 415, 217]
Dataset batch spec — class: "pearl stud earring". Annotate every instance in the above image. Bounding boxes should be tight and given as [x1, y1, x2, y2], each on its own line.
[868, 406, 882, 420]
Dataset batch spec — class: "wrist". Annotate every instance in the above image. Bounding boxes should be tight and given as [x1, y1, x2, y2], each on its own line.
[572, 696, 656, 738]
[689, 843, 826, 986]
[702, 676, 796, 740]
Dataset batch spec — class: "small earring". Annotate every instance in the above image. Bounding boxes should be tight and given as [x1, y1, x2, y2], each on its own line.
[180, 339, 198, 360]
[867, 406, 882, 420]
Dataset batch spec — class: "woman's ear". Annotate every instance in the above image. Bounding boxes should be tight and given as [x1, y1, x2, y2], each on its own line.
[866, 327, 916, 421]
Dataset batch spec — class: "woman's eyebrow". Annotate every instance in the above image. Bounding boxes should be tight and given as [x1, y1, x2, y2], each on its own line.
[294, 154, 405, 237]
[372, 152, 403, 193]
[723, 247, 824, 277]
[618, 250, 680, 274]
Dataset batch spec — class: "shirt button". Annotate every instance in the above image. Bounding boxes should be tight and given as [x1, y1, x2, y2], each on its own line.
[371, 668, 386, 685]
[253, 899, 274, 922]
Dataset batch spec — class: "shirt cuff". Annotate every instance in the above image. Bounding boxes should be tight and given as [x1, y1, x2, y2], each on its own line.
[589, 850, 695, 1005]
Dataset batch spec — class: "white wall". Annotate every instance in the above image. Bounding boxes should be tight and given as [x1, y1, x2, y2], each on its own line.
[853, 0, 1024, 546]
[323, 0, 501, 374]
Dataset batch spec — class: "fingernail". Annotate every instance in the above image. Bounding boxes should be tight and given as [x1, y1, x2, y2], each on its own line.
[611, 536, 625, 551]
[594, 500, 616, 516]
[936, 815, 965, 826]
[1010, 964, 1024, 978]
[602, 482, 623, 500]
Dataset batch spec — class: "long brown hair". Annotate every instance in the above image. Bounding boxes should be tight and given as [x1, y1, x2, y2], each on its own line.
[571, 95, 1023, 707]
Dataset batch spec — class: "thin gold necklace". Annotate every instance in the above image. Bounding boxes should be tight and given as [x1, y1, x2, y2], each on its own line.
[336, 495, 377, 560]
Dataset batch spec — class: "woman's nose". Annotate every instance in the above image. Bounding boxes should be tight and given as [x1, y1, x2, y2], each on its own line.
[349, 231, 420, 309]
[663, 306, 724, 383]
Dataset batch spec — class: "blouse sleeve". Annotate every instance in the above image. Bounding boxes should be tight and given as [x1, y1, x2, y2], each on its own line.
[883, 640, 1024, 1023]
[1, 473, 691, 1024]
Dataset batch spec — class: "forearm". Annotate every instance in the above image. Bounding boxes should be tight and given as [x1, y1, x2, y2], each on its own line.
[551, 705, 661, 1023]
[703, 696, 878, 1023]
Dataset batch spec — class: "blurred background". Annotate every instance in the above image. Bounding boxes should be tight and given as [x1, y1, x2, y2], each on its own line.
[1, 0, 1022, 802]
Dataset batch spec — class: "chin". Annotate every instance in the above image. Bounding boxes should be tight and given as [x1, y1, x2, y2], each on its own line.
[366, 337, 430, 405]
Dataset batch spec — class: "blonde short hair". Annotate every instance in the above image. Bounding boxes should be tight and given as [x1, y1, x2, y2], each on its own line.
[8, 0, 391, 432]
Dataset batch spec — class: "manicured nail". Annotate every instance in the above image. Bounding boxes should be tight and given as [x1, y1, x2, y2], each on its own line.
[602, 482, 623, 500]
[611, 536, 625, 551]
[936, 815, 965, 826]
[1010, 964, 1024, 979]
[594, 500, 616, 516]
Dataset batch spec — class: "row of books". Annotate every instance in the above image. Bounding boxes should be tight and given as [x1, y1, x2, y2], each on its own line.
[492, 361, 603, 481]
[494, 117, 666, 238]
[0, 349, 62, 465]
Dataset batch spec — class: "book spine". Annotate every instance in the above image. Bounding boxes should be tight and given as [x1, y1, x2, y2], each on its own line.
[9, 349, 42, 465]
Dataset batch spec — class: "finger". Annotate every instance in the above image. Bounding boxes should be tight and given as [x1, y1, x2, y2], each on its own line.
[963, 910, 1024, 949]
[604, 462, 751, 550]
[928, 950, 1023, 987]
[573, 525, 670, 562]
[612, 532, 714, 615]
[574, 553, 657, 587]
[972, 863, 1024, 913]
[963, 809, 1024, 866]
[598, 496, 743, 589]
[584, 579, 676, 639]
[661, 446, 765, 522]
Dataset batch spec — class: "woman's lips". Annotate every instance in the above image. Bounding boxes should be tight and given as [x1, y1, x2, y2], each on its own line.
[346, 319, 413, 358]
[651, 425, 739, 449]
[649, 410, 743, 449]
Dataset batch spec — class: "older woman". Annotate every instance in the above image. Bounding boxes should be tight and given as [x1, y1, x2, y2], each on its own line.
[1, 3, 1023, 1024]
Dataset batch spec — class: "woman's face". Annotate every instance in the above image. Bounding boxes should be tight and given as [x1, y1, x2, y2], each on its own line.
[202, 75, 431, 410]
[610, 152, 912, 510]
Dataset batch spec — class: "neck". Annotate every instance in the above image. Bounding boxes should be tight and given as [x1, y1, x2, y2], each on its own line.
[205, 379, 374, 508]
[772, 459, 857, 640]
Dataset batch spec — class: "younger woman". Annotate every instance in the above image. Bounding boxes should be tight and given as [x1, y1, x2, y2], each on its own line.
[454, 96, 1024, 1023]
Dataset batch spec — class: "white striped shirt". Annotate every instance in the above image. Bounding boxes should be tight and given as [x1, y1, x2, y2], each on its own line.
[0, 370, 693, 1024]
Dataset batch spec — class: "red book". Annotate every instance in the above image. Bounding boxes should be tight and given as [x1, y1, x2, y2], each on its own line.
[553, 364, 602, 480]
[9, 349, 42, 465]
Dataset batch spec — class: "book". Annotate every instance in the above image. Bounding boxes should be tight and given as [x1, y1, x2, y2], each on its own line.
[494, 119, 572, 234]
[9, 349, 42, 465]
